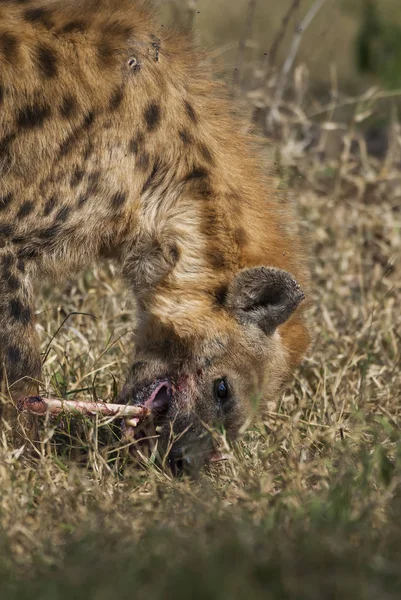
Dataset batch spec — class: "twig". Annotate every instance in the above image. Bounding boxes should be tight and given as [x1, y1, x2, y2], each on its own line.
[307, 88, 401, 118]
[262, 0, 301, 80]
[233, 0, 258, 94]
[17, 396, 151, 422]
[268, 0, 329, 124]
[169, 0, 183, 22]
[265, 411, 331, 429]
[187, 0, 198, 27]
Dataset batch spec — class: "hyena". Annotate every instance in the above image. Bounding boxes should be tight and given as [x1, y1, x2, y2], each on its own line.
[0, 0, 310, 473]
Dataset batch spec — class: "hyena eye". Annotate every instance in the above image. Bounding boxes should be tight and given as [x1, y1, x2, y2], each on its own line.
[214, 378, 230, 401]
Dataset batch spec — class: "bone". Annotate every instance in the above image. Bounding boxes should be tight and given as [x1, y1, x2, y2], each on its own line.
[17, 396, 151, 422]
[209, 452, 230, 462]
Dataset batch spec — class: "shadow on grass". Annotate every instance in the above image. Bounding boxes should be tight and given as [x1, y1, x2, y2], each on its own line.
[2, 444, 401, 600]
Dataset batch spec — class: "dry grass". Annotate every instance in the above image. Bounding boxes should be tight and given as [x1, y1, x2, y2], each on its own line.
[1, 2, 401, 598]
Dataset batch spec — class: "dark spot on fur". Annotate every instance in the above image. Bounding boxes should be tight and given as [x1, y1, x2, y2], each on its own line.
[55, 206, 70, 222]
[0, 84, 4, 105]
[4, 344, 40, 382]
[213, 284, 229, 306]
[43, 195, 58, 216]
[2, 254, 14, 271]
[129, 133, 144, 155]
[129, 139, 138, 154]
[83, 111, 95, 129]
[70, 167, 85, 187]
[179, 129, 193, 145]
[7, 274, 20, 291]
[59, 134, 75, 157]
[110, 87, 124, 111]
[38, 180, 47, 194]
[83, 142, 94, 161]
[199, 143, 214, 165]
[0, 133, 14, 169]
[6, 345, 21, 365]
[17, 245, 40, 260]
[167, 243, 180, 266]
[185, 101, 197, 123]
[111, 191, 127, 210]
[137, 151, 150, 171]
[24, 7, 53, 28]
[97, 40, 115, 67]
[35, 44, 58, 78]
[10, 298, 32, 325]
[201, 205, 220, 238]
[0, 133, 15, 154]
[0, 32, 19, 63]
[86, 171, 101, 195]
[141, 160, 160, 194]
[59, 114, 94, 157]
[17, 201, 34, 219]
[206, 248, 229, 271]
[16, 259, 25, 273]
[59, 95, 78, 119]
[12, 234, 27, 245]
[198, 180, 214, 198]
[2, 264, 11, 278]
[0, 223, 14, 237]
[76, 172, 100, 207]
[144, 102, 161, 132]
[102, 21, 134, 38]
[17, 104, 51, 129]
[234, 227, 248, 248]
[23, 7, 46, 21]
[37, 224, 61, 240]
[185, 167, 212, 197]
[77, 194, 89, 208]
[185, 167, 209, 181]
[59, 20, 87, 34]
[0, 193, 13, 211]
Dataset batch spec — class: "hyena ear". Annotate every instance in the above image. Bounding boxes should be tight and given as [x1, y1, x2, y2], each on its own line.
[226, 267, 305, 335]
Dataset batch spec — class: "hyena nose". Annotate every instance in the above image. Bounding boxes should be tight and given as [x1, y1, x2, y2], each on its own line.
[168, 447, 204, 478]
[168, 449, 194, 477]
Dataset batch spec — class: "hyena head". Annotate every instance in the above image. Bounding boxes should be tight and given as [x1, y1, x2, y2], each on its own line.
[118, 266, 305, 475]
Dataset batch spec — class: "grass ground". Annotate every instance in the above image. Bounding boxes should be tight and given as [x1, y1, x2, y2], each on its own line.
[1, 2, 401, 598]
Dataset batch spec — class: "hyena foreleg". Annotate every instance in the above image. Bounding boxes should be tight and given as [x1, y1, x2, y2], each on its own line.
[0, 254, 41, 399]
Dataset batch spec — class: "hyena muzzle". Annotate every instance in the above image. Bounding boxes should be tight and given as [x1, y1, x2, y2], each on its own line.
[0, 0, 310, 475]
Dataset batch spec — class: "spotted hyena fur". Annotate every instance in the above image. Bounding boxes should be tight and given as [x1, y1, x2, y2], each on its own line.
[0, 0, 310, 465]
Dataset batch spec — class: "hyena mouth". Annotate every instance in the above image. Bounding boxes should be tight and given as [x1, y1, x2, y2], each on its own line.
[122, 378, 225, 475]
[144, 379, 174, 412]
[122, 378, 174, 461]
[128, 377, 174, 411]
[123, 378, 208, 476]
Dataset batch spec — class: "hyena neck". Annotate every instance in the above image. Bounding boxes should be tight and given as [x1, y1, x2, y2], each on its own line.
[122, 187, 238, 345]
